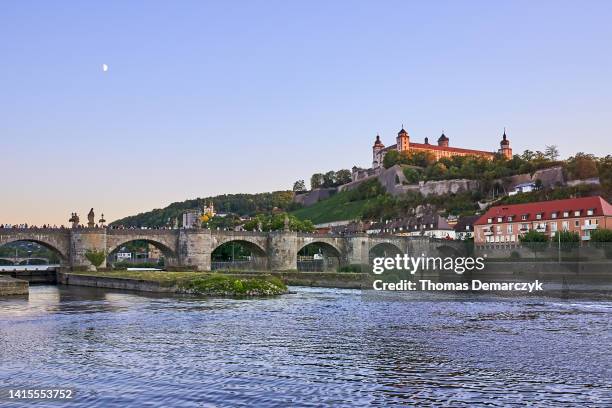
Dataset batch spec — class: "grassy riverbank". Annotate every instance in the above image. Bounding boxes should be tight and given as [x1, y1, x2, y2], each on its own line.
[69, 271, 288, 297]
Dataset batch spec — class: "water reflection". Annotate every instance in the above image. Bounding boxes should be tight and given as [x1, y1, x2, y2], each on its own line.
[0, 285, 610, 407]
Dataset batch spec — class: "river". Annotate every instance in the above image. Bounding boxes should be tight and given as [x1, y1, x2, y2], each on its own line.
[0, 285, 610, 407]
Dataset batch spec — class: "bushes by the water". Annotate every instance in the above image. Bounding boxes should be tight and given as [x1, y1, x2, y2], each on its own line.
[338, 264, 364, 273]
[85, 249, 106, 268]
[112, 261, 162, 269]
[179, 274, 287, 296]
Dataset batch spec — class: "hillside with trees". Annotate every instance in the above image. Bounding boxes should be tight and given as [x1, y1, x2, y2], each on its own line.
[111, 191, 297, 227]
[113, 150, 611, 228]
[290, 150, 612, 225]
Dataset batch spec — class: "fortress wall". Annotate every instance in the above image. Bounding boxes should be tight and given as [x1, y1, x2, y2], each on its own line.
[294, 188, 337, 207]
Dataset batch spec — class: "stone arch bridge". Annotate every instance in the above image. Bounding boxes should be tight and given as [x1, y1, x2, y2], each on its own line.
[0, 228, 468, 271]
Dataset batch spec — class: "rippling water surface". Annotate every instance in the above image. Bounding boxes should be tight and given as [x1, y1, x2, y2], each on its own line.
[0, 285, 611, 407]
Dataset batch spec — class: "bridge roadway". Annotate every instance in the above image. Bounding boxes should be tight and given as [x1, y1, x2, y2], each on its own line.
[0, 228, 465, 271]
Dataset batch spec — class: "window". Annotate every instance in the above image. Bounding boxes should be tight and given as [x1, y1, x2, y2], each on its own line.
[551, 212, 557, 219]
[574, 210, 581, 217]
[466, 226, 471, 231]
[587, 209, 594, 216]
[487, 218, 492, 224]
[550, 222, 557, 232]
[536, 213, 542, 220]
[497, 217, 503, 223]
[507, 216, 513, 222]
[562, 221, 569, 231]
[521, 215, 528, 221]
[430, 223, 434, 228]
[496, 226, 502, 233]
[575, 220, 580, 227]
[563, 211, 569, 217]
[507, 225, 513, 233]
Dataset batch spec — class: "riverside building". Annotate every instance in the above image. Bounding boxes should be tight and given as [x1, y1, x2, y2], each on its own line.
[473, 196, 612, 244]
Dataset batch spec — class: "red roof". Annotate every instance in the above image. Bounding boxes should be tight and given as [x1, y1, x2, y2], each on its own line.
[410, 142, 495, 156]
[475, 196, 612, 225]
[380, 143, 495, 156]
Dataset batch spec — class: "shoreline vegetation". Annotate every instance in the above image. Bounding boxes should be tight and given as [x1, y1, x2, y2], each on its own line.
[68, 271, 289, 297]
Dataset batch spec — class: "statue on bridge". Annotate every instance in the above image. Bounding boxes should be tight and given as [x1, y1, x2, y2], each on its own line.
[68, 212, 80, 228]
[87, 208, 95, 228]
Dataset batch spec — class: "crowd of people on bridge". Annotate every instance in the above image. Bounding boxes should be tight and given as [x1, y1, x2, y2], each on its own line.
[0, 223, 180, 230]
[1, 224, 63, 229]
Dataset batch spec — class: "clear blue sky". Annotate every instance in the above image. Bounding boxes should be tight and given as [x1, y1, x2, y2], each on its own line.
[1, 1, 611, 225]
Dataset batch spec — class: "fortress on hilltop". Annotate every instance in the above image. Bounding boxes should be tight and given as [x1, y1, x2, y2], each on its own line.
[371, 127, 512, 168]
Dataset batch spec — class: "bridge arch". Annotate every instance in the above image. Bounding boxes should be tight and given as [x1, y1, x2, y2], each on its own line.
[211, 239, 268, 271]
[297, 241, 343, 272]
[107, 238, 177, 258]
[369, 242, 404, 258]
[434, 243, 463, 258]
[106, 238, 177, 268]
[0, 238, 68, 263]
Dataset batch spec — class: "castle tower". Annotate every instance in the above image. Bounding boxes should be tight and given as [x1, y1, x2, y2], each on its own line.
[498, 129, 512, 159]
[437, 132, 449, 147]
[372, 134, 385, 168]
[396, 127, 409, 152]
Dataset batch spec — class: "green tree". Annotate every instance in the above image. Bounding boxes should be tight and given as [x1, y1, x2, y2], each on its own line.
[293, 180, 306, 192]
[590, 229, 612, 242]
[383, 150, 401, 168]
[519, 230, 548, 242]
[335, 169, 352, 186]
[310, 173, 324, 189]
[566, 152, 598, 179]
[243, 213, 315, 233]
[403, 167, 420, 184]
[597, 155, 612, 198]
[545, 145, 560, 161]
[85, 249, 106, 268]
[521, 150, 535, 161]
[322, 171, 337, 188]
[553, 230, 580, 242]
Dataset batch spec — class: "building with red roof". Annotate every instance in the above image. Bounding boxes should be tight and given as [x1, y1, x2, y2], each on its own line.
[473, 196, 612, 244]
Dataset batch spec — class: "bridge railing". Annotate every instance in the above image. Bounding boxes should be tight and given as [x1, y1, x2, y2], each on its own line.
[0, 228, 71, 233]
[209, 230, 268, 237]
[106, 228, 179, 235]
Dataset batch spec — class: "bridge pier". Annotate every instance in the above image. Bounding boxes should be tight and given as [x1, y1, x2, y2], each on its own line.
[70, 229, 108, 270]
[268, 231, 298, 271]
[178, 230, 211, 271]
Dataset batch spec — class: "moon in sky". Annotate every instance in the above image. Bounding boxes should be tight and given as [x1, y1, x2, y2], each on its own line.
[102, 64, 109, 72]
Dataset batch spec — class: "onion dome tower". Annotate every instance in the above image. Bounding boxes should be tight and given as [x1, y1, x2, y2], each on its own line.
[437, 132, 449, 147]
[372, 134, 385, 168]
[498, 128, 512, 159]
